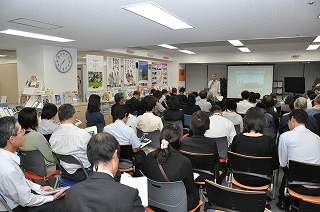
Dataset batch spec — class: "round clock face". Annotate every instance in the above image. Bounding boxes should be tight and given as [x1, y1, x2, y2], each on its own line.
[55, 50, 72, 73]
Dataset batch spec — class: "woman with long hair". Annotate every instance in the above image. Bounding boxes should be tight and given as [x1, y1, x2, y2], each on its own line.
[146, 124, 199, 210]
[86, 94, 105, 127]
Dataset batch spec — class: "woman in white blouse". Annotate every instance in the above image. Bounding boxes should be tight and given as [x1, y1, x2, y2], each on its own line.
[222, 99, 243, 133]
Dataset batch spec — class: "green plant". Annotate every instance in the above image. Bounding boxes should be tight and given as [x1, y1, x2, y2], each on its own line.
[312, 77, 320, 89]
[220, 77, 227, 100]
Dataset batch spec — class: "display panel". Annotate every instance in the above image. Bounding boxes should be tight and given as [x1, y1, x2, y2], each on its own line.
[284, 77, 305, 94]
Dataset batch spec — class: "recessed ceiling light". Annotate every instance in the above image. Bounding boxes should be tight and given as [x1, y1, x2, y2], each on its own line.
[179, 49, 195, 54]
[306, 44, 320, 50]
[238, 47, 251, 52]
[228, 40, 244, 46]
[158, 44, 178, 49]
[0, 29, 74, 42]
[122, 2, 194, 30]
[313, 36, 320, 42]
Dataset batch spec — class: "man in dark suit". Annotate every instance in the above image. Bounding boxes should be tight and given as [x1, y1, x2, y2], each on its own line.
[65, 133, 144, 212]
[126, 90, 142, 111]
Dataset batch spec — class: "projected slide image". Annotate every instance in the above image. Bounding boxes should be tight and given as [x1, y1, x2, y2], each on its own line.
[237, 75, 264, 89]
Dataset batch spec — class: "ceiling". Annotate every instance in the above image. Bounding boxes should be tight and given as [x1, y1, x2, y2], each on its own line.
[1, 0, 320, 61]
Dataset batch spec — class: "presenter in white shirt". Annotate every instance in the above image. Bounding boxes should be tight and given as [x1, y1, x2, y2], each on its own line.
[208, 74, 221, 102]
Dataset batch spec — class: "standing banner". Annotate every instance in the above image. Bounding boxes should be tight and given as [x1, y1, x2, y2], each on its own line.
[106, 57, 121, 88]
[124, 59, 136, 87]
[86, 55, 104, 90]
[138, 60, 148, 86]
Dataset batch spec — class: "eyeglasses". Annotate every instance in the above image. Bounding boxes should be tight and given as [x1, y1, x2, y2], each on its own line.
[17, 129, 26, 135]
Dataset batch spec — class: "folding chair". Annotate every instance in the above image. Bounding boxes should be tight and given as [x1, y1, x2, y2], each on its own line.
[118, 144, 135, 174]
[212, 136, 229, 182]
[299, 199, 320, 211]
[137, 129, 160, 149]
[0, 194, 13, 212]
[234, 124, 241, 134]
[145, 178, 203, 212]
[162, 120, 183, 135]
[20, 150, 60, 188]
[263, 127, 276, 139]
[183, 114, 191, 128]
[204, 180, 268, 212]
[53, 152, 88, 186]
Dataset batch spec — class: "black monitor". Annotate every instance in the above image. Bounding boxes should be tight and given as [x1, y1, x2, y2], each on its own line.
[284, 77, 305, 94]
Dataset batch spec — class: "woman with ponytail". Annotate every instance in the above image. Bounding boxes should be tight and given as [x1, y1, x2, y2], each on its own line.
[146, 124, 199, 210]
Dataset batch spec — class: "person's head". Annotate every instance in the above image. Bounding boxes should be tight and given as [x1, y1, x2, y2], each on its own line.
[113, 104, 130, 121]
[255, 93, 261, 100]
[153, 90, 162, 100]
[270, 93, 277, 100]
[153, 124, 181, 165]
[133, 90, 140, 98]
[186, 94, 197, 106]
[179, 87, 186, 93]
[161, 89, 168, 96]
[306, 90, 314, 99]
[294, 97, 307, 110]
[314, 87, 320, 95]
[288, 109, 308, 130]
[249, 92, 256, 103]
[190, 111, 210, 135]
[58, 104, 76, 122]
[224, 99, 237, 111]
[167, 96, 180, 110]
[243, 107, 265, 133]
[87, 94, 101, 113]
[0, 116, 24, 151]
[314, 94, 320, 105]
[114, 93, 124, 104]
[212, 74, 217, 81]
[18, 107, 38, 130]
[241, 90, 250, 100]
[87, 132, 120, 176]
[199, 90, 207, 99]
[171, 87, 177, 94]
[41, 103, 58, 120]
[262, 95, 274, 108]
[141, 95, 157, 111]
[125, 102, 135, 114]
[255, 102, 266, 109]
[285, 94, 295, 104]
[209, 105, 222, 114]
[206, 92, 213, 100]
[150, 88, 156, 95]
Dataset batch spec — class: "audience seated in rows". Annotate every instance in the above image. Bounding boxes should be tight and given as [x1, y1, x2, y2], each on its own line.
[65, 133, 144, 212]
[178, 87, 188, 105]
[163, 95, 184, 123]
[146, 124, 200, 210]
[306, 90, 314, 109]
[18, 107, 56, 173]
[182, 94, 201, 115]
[85, 94, 105, 127]
[306, 94, 320, 117]
[195, 90, 211, 112]
[281, 94, 296, 115]
[125, 90, 142, 112]
[125, 102, 137, 135]
[236, 90, 254, 115]
[38, 103, 59, 135]
[222, 99, 243, 132]
[136, 95, 163, 132]
[256, 102, 275, 130]
[231, 107, 279, 187]
[204, 105, 236, 146]
[159, 89, 168, 105]
[0, 116, 66, 211]
[277, 109, 320, 210]
[262, 95, 280, 131]
[152, 90, 166, 116]
[248, 91, 257, 105]
[50, 104, 92, 182]
[111, 93, 125, 122]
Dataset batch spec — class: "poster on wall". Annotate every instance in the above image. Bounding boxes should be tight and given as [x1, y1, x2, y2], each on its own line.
[86, 55, 104, 91]
[151, 62, 167, 86]
[138, 60, 148, 86]
[106, 57, 121, 88]
[124, 59, 136, 87]
[179, 69, 186, 81]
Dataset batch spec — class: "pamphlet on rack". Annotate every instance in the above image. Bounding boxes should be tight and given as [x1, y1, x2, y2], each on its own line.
[63, 91, 73, 104]
[25, 95, 41, 108]
[41, 95, 52, 106]
[71, 90, 80, 103]
[55, 94, 61, 105]
[23, 76, 45, 95]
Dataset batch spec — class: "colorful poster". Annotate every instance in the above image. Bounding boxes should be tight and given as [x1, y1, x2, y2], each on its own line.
[151, 62, 167, 86]
[86, 55, 104, 90]
[138, 60, 148, 86]
[124, 59, 136, 87]
[106, 57, 121, 88]
[179, 69, 186, 81]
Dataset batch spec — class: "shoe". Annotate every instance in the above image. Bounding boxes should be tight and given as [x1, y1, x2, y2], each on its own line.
[276, 200, 286, 210]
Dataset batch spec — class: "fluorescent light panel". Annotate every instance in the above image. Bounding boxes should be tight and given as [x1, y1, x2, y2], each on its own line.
[158, 44, 178, 49]
[313, 36, 320, 43]
[179, 49, 195, 54]
[238, 47, 251, 52]
[0, 29, 74, 42]
[0, 55, 7, 57]
[122, 2, 193, 30]
[228, 40, 244, 46]
[306, 44, 320, 50]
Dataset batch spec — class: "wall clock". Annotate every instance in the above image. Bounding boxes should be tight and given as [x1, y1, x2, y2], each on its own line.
[55, 50, 72, 73]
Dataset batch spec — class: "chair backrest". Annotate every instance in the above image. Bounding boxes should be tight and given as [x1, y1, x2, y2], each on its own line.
[147, 178, 187, 212]
[228, 151, 273, 181]
[299, 199, 320, 211]
[120, 144, 134, 161]
[288, 160, 320, 186]
[263, 127, 276, 139]
[234, 124, 241, 134]
[212, 136, 228, 159]
[183, 114, 191, 128]
[0, 194, 13, 212]
[43, 134, 52, 142]
[137, 129, 160, 149]
[20, 150, 48, 176]
[52, 152, 88, 178]
[162, 120, 183, 135]
[205, 180, 267, 212]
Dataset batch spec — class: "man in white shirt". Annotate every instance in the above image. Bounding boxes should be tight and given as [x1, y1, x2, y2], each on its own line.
[195, 90, 212, 112]
[208, 74, 221, 99]
[204, 105, 237, 146]
[0, 116, 66, 211]
[277, 109, 320, 209]
[236, 90, 254, 115]
[50, 104, 92, 182]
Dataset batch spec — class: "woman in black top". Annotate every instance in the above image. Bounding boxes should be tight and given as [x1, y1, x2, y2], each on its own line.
[182, 94, 201, 115]
[146, 124, 199, 210]
[231, 107, 279, 186]
[163, 95, 184, 123]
